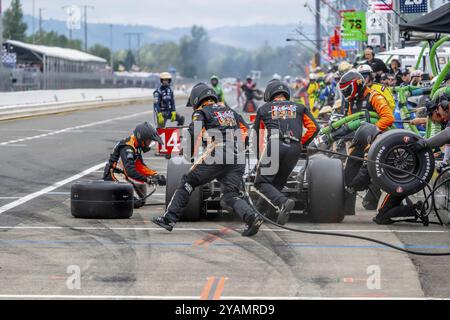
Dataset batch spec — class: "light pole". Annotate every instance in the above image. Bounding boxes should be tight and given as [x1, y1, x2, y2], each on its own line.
[32, 0, 35, 43]
[39, 8, 46, 36]
[110, 24, 114, 71]
[315, 0, 321, 67]
[82, 5, 94, 51]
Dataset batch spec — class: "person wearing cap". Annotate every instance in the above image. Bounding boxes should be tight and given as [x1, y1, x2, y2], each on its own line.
[103, 122, 166, 208]
[210, 75, 226, 105]
[400, 69, 411, 87]
[252, 79, 319, 225]
[356, 64, 395, 112]
[307, 73, 321, 118]
[154, 72, 185, 128]
[410, 92, 450, 152]
[152, 83, 264, 237]
[410, 69, 423, 86]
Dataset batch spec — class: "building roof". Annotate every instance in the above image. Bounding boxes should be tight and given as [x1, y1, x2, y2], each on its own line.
[6, 40, 107, 64]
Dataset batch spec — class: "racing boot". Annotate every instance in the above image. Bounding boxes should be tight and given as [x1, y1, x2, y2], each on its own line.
[152, 216, 176, 232]
[242, 213, 264, 237]
[277, 198, 295, 225]
[372, 215, 394, 225]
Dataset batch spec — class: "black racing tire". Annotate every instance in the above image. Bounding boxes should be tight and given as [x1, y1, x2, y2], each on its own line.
[71, 180, 134, 219]
[367, 129, 435, 197]
[307, 155, 345, 223]
[165, 156, 203, 221]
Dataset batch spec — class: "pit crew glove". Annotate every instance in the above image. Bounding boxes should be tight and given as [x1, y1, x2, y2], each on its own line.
[171, 111, 177, 122]
[156, 174, 166, 186]
[408, 139, 429, 152]
[157, 112, 165, 127]
[148, 174, 166, 186]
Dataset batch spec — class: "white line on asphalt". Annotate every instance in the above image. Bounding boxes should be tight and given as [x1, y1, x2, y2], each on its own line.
[0, 111, 150, 146]
[46, 192, 71, 195]
[0, 144, 27, 147]
[0, 295, 443, 300]
[0, 162, 105, 215]
[0, 129, 53, 132]
[0, 225, 447, 233]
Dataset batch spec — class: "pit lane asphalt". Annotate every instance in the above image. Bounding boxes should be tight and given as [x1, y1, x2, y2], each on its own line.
[0, 98, 449, 299]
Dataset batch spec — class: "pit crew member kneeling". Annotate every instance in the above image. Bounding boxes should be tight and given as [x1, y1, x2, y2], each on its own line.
[103, 122, 167, 208]
[152, 83, 264, 236]
[349, 90, 450, 225]
[338, 71, 394, 211]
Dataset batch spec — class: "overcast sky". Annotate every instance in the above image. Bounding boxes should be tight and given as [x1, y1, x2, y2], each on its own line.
[3, 0, 316, 29]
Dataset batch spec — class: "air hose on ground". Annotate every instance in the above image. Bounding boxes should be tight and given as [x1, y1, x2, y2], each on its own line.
[244, 145, 450, 257]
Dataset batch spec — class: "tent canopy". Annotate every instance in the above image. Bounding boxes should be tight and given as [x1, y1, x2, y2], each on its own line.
[400, 3, 450, 37]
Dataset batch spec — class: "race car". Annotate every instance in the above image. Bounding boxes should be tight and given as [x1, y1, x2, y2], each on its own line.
[165, 150, 350, 223]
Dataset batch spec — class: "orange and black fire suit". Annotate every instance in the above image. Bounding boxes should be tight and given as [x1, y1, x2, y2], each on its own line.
[346, 87, 395, 209]
[103, 135, 158, 204]
[164, 102, 257, 223]
[253, 100, 319, 209]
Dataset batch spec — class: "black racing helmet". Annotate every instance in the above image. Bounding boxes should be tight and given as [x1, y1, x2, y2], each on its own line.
[350, 122, 380, 150]
[264, 79, 291, 102]
[134, 122, 163, 152]
[186, 83, 218, 109]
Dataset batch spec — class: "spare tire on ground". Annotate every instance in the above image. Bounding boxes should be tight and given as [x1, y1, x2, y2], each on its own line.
[165, 156, 203, 221]
[71, 180, 134, 219]
[367, 129, 435, 197]
[307, 155, 345, 223]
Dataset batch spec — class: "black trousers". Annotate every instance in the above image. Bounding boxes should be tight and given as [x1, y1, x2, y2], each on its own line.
[254, 141, 302, 209]
[345, 146, 380, 207]
[377, 194, 415, 220]
[165, 163, 256, 223]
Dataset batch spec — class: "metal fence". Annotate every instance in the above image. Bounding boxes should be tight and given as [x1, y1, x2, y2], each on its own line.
[0, 68, 160, 92]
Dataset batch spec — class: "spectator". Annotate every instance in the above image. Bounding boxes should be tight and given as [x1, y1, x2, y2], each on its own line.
[401, 69, 411, 86]
[389, 59, 403, 86]
[387, 74, 397, 87]
[364, 47, 388, 76]
[410, 69, 423, 86]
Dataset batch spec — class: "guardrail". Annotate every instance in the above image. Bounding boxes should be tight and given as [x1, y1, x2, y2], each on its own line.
[0, 90, 188, 121]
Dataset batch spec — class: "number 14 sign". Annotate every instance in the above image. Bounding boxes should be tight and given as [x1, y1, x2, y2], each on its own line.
[157, 127, 181, 155]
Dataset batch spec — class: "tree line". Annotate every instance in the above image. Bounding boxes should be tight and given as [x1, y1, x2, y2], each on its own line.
[3, 0, 312, 79]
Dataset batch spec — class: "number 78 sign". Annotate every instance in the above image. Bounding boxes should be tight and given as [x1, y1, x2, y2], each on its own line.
[157, 128, 181, 155]
[341, 11, 367, 41]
